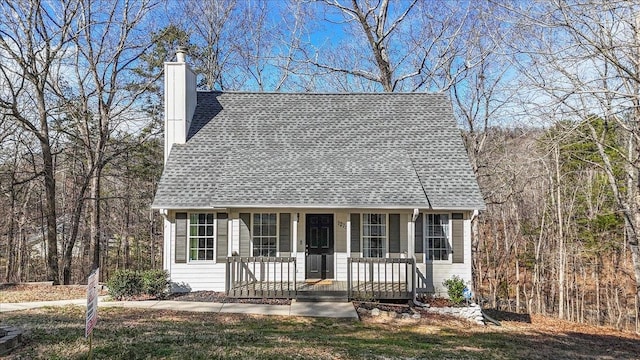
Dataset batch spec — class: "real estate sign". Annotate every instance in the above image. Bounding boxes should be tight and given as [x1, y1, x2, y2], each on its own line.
[85, 268, 99, 338]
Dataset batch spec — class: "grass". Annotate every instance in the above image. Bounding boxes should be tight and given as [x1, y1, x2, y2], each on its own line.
[0, 284, 99, 303]
[2, 306, 640, 359]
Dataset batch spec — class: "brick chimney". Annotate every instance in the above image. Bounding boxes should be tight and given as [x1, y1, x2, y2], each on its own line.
[164, 46, 197, 163]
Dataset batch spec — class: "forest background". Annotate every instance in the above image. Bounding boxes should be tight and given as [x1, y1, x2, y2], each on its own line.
[1, 0, 639, 331]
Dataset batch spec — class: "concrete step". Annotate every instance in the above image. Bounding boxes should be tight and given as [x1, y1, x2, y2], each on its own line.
[296, 291, 348, 302]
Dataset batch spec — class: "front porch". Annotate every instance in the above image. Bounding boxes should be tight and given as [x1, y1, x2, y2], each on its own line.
[225, 256, 420, 301]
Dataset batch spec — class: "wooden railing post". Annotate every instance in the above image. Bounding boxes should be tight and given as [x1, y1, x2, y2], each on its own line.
[347, 257, 352, 299]
[411, 256, 416, 299]
[225, 257, 230, 295]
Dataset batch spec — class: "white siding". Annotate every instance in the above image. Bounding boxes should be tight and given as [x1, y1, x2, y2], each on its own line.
[170, 263, 226, 292]
[161, 208, 474, 294]
[335, 253, 348, 281]
[416, 217, 473, 297]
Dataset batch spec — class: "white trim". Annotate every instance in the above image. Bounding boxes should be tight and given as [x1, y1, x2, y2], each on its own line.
[153, 204, 435, 210]
[361, 213, 389, 259]
[292, 213, 298, 255]
[301, 212, 338, 280]
[227, 219, 233, 257]
[346, 218, 351, 254]
[423, 212, 453, 264]
[250, 212, 279, 257]
[407, 219, 415, 258]
[186, 212, 217, 264]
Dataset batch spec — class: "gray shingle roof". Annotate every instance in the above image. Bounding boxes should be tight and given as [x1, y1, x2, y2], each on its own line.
[152, 92, 485, 210]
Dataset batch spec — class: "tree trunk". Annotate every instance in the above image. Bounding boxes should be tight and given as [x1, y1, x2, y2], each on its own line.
[555, 146, 566, 320]
[42, 139, 59, 284]
[62, 196, 87, 284]
[90, 171, 101, 272]
[5, 187, 17, 283]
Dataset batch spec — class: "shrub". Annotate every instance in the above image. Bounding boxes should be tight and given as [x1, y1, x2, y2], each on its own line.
[142, 269, 170, 299]
[107, 270, 143, 300]
[443, 275, 466, 305]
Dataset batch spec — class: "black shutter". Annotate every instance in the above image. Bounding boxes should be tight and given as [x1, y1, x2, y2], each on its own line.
[452, 213, 464, 263]
[216, 213, 228, 262]
[414, 213, 423, 253]
[389, 214, 401, 253]
[350, 213, 360, 253]
[239, 213, 251, 256]
[279, 213, 291, 253]
[175, 212, 187, 263]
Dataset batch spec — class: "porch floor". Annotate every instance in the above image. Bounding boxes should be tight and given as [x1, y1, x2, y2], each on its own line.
[227, 280, 411, 300]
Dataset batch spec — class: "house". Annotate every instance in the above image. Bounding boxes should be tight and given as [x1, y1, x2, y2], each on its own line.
[151, 49, 485, 301]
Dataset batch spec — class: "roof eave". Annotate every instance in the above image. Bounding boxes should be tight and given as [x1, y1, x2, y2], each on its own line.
[151, 203, 484, 211]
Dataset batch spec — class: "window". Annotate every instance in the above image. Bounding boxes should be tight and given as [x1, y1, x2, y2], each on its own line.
[253, 213, 277, 256]
[426, 214, 449, 261]
[363, 214, 386, 258]
[189, 213, 215, 261]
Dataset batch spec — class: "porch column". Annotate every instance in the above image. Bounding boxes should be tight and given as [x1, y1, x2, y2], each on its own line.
[407, 221, 414, 258]
[346, 218, 351, 254]
[227, 218, 233, 257]
[409, 209, 418, 258]
[292, 213, 298, 255]
[230, 218, 240, 255]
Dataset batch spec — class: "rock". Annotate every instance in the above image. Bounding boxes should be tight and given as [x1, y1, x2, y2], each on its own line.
[370, 308, 380, 316]
[400, 313, 411, 319]
[411, 313, 421, 319]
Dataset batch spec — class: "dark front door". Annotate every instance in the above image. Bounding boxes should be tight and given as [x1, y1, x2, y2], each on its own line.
[305, 214, 334, 279]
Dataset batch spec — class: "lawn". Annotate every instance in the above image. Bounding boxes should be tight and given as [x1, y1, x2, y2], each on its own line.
[2, 306, 640, 359]
[0, 284, 99, 303]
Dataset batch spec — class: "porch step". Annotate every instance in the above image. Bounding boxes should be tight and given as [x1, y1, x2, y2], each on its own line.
[296, 291, 348, 302]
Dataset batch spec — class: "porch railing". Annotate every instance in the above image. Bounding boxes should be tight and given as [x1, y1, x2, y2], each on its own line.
[347, 257, 416, 300]
[415, 266, 432, 294]
[225, 256, 297, 298]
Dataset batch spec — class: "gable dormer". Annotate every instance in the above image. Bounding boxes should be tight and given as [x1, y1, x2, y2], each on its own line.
[164, 47, 197, 163]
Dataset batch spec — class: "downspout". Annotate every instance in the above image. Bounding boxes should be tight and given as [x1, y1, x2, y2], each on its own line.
[411, 208, 428, 308]
[159, 209, 170, 279]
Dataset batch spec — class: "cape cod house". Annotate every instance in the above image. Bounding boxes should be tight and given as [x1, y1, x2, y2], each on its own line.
[151, 50, 485, 301]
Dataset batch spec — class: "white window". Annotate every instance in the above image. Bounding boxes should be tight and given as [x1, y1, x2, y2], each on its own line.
[253, 213, 277, 256]
[189, 213, 215, 261]
[426, 214, 449, 261]
[363, 213, 386, 258]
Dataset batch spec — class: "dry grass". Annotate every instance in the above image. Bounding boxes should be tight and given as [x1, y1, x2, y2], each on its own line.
[0, 284, 98, 303]
[1, 306, 639, 359]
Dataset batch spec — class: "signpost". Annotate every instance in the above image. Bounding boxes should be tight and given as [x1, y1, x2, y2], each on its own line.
[86, 268, 99, 359]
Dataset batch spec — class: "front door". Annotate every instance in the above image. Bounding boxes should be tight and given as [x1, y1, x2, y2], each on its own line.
[305, 214, 334, 279]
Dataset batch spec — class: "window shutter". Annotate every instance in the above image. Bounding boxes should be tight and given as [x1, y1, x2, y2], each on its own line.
[452, 213, 464, 263]
[239, 213, 251, 256]
[350, 213, 360, 253]
[175, 212, 187, 263]
[414, 213, 423, 253]
[279, 213, 291, 253]
[389, 214, 401, 253]
[216, 213, 228, 262]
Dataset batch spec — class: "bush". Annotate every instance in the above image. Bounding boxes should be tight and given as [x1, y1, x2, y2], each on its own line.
[443, 275, 466, 305]
[107, 270, 143, 300]
[106, 269, 170, 300]
[142, 269, 170, 299]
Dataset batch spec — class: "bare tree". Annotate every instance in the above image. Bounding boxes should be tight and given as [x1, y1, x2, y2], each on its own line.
[502, 0, 640, 324]
[0, 0, 80, 283]
[64, 0, 159, 278]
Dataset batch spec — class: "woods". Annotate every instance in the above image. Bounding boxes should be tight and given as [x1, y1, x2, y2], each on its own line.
[1, 0, 640, 331]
